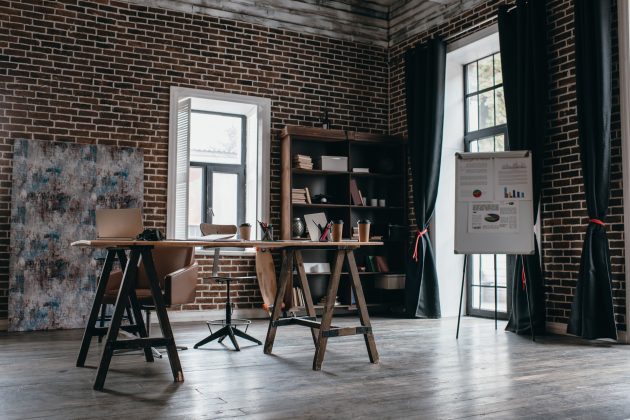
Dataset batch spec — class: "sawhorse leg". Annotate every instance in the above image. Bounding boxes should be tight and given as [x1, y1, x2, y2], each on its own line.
[264, 250, 293, 354]
[140, 248, 184, 382]
[77, 249, 115, 367]
[93, 248, 142, 390]
[345, 250, 379, 364]
[294, 250, 318, 346]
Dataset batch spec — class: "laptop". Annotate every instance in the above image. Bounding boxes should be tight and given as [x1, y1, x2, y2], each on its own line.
[95, 208, 143, 240]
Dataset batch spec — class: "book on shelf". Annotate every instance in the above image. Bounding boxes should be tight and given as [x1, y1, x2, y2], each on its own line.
[349, 179, 364, 206]
[366, 256, 377, 272]
[374, 255, 390, 273]
[291, 286, 306, 307]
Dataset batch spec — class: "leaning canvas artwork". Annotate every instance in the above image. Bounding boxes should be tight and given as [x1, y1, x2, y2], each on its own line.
[8, 140, 143, 331]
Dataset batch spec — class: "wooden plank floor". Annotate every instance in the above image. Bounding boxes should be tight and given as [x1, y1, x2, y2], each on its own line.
[1, 317, 629, 419]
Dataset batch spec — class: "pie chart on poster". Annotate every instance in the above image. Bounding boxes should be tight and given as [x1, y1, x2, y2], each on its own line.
[473, 189, 482, 198]
[484, 213, 500, 223]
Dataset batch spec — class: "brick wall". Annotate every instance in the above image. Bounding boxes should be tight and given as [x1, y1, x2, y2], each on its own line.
[389, 0, 626, 332]
[0, 0, 388, 319]
[2, 0, 626, 332]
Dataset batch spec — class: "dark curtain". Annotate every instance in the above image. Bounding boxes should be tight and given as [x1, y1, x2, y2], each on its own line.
[498, 0, 547, 335]
[404, 38, 446, 318]
[567, 0, 617, 340]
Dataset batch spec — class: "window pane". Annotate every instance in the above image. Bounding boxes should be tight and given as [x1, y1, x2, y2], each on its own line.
[470, 255, 481, 286]
[188, 167, 203, 238]
[495, 87, 506, 125]
[467, 95, 479, 132]
[190, 113, 242, 164]
[466, 62, 478, 93]
[496, 255, 508, 287]
[480, 287, 507, 312]
[495, 134, 505, 152]
[212, 172, 238, 226]
[477, 136, 494, 152]
[478, 56, 494, 90]
[479, 254, 495, 286]
[494, 53, 503, 85]
[471, 285, 481, 309]
[469, 141, 479, 152]
[479, 90, 495, 129]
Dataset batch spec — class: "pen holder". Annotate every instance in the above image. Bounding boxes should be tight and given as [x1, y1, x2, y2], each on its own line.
[261, 225, 273, 241]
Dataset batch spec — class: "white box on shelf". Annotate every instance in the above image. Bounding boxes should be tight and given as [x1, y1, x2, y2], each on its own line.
[303, 262, 331, 274]
[320, 156, 348, 172]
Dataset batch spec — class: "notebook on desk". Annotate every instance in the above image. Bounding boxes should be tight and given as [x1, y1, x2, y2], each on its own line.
[200, 234, 239, 241]
[95, 208, 143, 240]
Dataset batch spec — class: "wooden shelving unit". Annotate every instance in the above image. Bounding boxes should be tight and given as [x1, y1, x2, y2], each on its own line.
[280, 125, 408, 314]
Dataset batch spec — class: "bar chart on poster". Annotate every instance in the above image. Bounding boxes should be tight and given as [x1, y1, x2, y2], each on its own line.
[454, 151, 535, 255]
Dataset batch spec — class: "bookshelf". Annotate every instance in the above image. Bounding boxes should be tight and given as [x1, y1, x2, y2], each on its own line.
[280, 125, 408, 314]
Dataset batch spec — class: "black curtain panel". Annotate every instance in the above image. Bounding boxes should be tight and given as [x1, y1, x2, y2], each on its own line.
[567, 0, 617, 340]
[404, 38, 446, 318]
[498, 0, 547, 335]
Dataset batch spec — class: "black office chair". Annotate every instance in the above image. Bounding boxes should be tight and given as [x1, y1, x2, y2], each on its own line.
[193, 223, 262, 351]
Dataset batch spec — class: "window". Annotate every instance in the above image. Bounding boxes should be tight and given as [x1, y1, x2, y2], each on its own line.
[188, 111, 246, 238]
[463, 52, 511, 318]
[167, 87, 271, 246]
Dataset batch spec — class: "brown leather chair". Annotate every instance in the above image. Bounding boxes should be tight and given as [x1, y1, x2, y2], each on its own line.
[103, 247, 198, 308]
[102, 247, 198, 355]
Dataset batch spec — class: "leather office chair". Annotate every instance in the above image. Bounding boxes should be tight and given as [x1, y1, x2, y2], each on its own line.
[194, 223, 261, 350]
[103, 247, 198, 354]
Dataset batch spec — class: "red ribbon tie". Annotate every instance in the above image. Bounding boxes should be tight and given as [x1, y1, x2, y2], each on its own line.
[589, 218, 605, 227]
[412, 228, 428, 262]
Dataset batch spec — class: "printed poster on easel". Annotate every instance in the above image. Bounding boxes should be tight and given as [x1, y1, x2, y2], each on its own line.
[454, 151, 534, 255]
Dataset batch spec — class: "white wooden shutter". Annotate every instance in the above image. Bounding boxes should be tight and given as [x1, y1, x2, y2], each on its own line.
[174, 98, 191, 239]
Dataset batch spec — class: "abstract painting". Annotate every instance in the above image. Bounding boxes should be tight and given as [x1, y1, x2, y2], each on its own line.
[9, 140, 143, 331]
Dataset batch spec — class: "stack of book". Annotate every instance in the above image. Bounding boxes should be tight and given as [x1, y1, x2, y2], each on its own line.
[293, 154, 313, 170]
[292, 187, 312, 204]
[352, 226, 359, 240]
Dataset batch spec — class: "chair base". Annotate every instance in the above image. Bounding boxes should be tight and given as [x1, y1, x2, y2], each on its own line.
[193, 324, 262, 351]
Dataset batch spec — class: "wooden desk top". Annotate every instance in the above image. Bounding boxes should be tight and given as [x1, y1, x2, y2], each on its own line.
[71, 239, 384, 249]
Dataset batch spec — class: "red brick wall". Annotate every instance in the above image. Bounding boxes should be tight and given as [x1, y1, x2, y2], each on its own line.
[389, 0, 626, 332]
[0, 0, 388, 319]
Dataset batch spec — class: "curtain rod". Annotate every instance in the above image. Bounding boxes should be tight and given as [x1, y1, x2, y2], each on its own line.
[443, 4, 517, 42]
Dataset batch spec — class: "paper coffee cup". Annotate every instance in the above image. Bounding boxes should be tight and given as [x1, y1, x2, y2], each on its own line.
[358, 219, 370, 242]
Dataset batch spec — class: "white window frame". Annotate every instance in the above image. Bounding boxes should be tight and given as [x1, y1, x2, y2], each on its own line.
[167, 86, 271, 255]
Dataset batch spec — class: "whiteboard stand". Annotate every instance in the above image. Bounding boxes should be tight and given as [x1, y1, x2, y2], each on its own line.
[455, 254, 535, 341]
[454, 151, 536, 341]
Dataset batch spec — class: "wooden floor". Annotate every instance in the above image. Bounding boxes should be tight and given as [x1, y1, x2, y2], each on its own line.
[1, 316, 630, 419]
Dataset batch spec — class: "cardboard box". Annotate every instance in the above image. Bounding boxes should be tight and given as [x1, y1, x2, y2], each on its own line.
[374, 274, 405, 290]
[320, 155, 348, 172]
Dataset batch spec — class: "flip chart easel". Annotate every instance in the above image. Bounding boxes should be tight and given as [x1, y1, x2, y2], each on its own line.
[453, 151, 536, 341]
